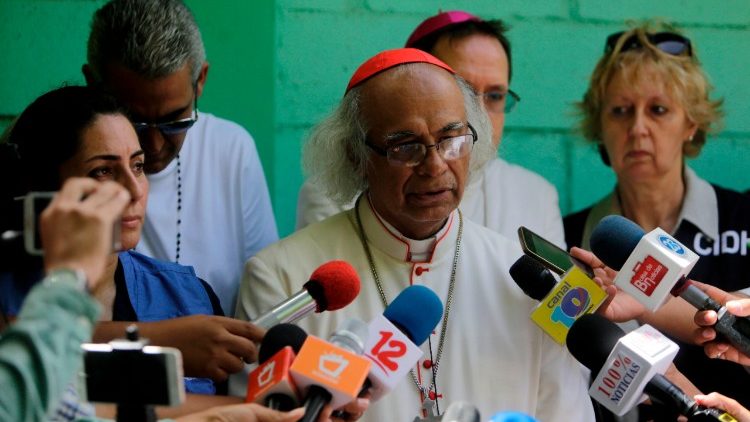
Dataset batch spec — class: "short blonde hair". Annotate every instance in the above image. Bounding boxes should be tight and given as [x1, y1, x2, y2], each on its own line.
[578, 22, 723, 162]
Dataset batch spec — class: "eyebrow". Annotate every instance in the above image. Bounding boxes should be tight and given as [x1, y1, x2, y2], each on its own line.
[85, 150, 145, 163]
[384, 121, 466, 144]
[131, 101, 192, 123]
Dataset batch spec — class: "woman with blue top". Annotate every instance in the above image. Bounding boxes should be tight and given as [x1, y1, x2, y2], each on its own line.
[0, 86, 241, 404]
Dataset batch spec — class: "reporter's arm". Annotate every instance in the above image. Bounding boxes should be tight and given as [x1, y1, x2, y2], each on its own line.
[93, 315, 264, 380]
[0, 280, 99, 421]
[694, 392, 750, 422]
[0, 178, 129, 421]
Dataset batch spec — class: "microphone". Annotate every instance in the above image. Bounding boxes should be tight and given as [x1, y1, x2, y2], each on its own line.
[291, 318, 372, 422]
[411, 401, 480, 422]
[488, 411, 537, 422]
[567, 314, 736, 420]
[245, 324, 307, 411]
[590, 215, 750, 356]
[252, 260, 361, 329]
[509, 255, 608, 344]
[440, 401, 480, 422]
[364, 285, 443, 401]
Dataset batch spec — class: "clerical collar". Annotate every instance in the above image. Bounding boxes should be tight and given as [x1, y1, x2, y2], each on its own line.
[365, 195, 450, 262]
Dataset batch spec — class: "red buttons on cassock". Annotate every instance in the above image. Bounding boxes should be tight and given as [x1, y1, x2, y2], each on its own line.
[415, 266, 429, 276]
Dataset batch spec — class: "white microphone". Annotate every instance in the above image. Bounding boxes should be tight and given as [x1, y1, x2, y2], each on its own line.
[364, 285, 443, 401]
[590, 216, 698, 312]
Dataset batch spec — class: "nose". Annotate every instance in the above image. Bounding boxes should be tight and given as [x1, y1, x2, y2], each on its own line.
[139, 127, 166, 154]
[119, 169, 145, 203]
[416, 144, 449, 176]
[628, 108, 649, 139]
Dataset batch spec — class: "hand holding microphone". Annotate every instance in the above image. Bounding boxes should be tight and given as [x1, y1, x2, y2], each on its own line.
[691, 282, 750, 365]
[252, 261, 361, 330]
[695, 393, 750, 422]
[567, 314, 738, 421]
[590, 215, 750, 358]
[509, 254, 608, 344]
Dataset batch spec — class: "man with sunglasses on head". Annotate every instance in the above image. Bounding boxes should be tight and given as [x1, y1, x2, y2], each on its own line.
[296, 10, 566, 252]
[237, 48, 594, 422]
[83, 0, 278, 317]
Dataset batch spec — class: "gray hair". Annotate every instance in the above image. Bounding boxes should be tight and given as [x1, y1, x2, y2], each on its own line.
[87, 0, 206, 83]
[303, 65, 494, 205]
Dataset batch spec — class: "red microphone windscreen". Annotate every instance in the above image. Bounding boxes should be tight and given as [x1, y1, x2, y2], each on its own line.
[305, 260, 361, 312]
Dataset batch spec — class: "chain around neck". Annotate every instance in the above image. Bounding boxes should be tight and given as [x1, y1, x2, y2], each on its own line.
[353, 195, 463, 405]
[175, 155, 182, 263]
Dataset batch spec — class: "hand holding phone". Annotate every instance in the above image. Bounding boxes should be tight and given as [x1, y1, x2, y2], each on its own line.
[35, 179, 127, 285]
[517, 226, 593, 277]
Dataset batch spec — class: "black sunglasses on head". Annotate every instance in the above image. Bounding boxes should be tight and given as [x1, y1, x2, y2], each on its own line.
[605, 31, 693, 57]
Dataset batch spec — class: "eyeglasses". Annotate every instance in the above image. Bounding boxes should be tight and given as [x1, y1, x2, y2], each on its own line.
[482, 89, 521, 114]
[366, 124, 478, 167]
[132, 95, 199, 136]
[605, 31, 693, 57]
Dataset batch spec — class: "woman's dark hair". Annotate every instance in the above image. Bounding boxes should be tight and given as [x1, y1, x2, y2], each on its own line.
[0, 86, 124, 269]
[1, 85, 124, 196]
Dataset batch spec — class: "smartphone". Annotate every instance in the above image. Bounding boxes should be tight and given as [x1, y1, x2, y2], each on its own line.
[517, 226, 593, 278]
[22, 192, 54, 256]
[80, 342, 185, 406]
[22, 191, 121, 256]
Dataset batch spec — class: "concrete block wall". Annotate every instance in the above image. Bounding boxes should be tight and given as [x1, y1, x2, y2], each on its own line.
[1, 0, 748, 237]
[273, 0, 750, 235]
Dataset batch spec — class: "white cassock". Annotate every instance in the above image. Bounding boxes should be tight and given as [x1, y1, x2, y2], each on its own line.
[237, 198, 594, 422]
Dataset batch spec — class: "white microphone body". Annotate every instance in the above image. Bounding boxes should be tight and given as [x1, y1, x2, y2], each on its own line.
[589, 324, 679, 415]
[613, 228, 698, 311]
[363, 315, 424, 401]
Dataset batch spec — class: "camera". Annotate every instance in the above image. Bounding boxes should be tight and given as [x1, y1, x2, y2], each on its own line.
[80, 335, 185, 408]
[22, 191, 121, 255]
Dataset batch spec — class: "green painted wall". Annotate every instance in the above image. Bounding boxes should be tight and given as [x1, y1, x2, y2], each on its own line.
[273, 0, 750, 235]
[2, 0, 749, 238]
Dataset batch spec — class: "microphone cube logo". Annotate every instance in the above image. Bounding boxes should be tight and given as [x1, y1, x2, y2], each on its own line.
[315, 353, 349, 380]
[658, 235, 686, 256]
[531, 266, 608, 344]
[548, 284, 591, 328]
[629, 256, 667, 296]
[257, 361, 276, 387]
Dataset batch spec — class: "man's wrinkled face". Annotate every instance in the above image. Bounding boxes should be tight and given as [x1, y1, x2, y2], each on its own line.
[98, 62, 206, 174]
[360, 64, 470, 240]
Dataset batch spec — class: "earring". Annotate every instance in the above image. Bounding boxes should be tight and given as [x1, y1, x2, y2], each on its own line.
[688, 134, 695, 142]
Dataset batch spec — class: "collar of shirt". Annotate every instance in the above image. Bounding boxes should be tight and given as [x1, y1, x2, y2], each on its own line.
[360, 195, 456, 263]
[581, 166, 719, 249]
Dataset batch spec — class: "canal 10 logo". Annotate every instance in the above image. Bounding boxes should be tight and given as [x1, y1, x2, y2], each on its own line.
[549, 283, 592, 328]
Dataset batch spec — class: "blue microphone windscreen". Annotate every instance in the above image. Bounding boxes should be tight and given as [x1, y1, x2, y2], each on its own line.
[489, 411, 538, 422]
[383, 285, 443, 345]
[590, 215, 645, 270]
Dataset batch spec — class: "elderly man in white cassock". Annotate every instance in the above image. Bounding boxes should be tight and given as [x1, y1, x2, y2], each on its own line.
[235, 48, 594, 422]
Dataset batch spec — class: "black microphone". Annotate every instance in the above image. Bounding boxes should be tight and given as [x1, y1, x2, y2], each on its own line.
[245, 324, 308, 411]
[567, 314, 737, 421]
[590, 215, 750, 357]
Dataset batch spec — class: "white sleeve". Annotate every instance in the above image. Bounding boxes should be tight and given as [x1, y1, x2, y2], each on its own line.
[535, 334, 596, 422]
[543, 182, 567, 250]
[240, 133, 278, 259]
[295, 179, 348, 230]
